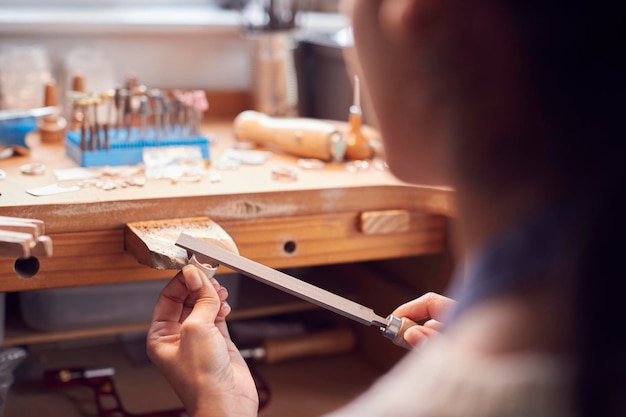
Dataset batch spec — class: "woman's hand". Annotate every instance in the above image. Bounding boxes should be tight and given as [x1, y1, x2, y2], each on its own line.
[146, 265, 258, 417]
[393, 292, 456, 347]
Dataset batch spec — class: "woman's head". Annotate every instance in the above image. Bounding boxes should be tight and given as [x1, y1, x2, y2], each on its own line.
[350, 0, 624, 196]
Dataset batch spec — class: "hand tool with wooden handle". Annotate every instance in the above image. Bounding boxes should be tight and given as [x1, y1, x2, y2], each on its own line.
[176, 233, 418, 349]
[240, 327, 357, 364]
[233, 110, 347, 162]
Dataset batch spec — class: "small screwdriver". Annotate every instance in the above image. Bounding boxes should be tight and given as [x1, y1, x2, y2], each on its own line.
[345, 75, 372, 160]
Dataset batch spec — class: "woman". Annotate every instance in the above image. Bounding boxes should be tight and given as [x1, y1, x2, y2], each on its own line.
[147, 1, 625, 416]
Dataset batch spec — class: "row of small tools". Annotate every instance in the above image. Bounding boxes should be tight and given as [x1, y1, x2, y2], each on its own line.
[67, 80, 209, 152]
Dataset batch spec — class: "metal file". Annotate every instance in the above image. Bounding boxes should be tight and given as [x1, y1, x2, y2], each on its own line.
[175, 233, 415, 348]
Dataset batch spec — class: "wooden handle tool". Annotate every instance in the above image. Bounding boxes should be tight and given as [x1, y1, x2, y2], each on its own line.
[240, 327, 357, 364]
[233, 110, 347, 162]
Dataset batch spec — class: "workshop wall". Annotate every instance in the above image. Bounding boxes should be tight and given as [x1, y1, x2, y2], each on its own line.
[0, 6, 348, 103]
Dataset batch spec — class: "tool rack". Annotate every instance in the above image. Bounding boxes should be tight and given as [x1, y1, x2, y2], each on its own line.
[65, 127, 211, 167]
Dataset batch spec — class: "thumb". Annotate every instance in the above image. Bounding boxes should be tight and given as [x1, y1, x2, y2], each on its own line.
[181, 265, 222, 325]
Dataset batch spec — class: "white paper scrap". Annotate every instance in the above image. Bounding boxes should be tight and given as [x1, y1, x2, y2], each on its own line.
[54, 167, 100, 181]
[220, 149, 272, 165]
[26, 183, 81, 196]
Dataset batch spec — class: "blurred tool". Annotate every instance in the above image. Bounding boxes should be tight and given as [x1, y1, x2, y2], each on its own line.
[72, 73, 85, 94]
[114, 87, 128, 136]
[69, 73, 86, 130]
[240, 327, 356, 364]
[242, 0, 301, 116]
[0, 346, 27, 415]
[233, 110, 346, 161]
[177, 234, 417, 349]
[0, 108, 54, 152]
[241, 0, 300, 32]
[149, 89, 164, 142]
[91, 95, 102, 150]
[77, 97, 88, 151]
[137, 96, 150, 139]
[172, 91, 185, 136]
[0, 106, 57, 122]
[250, 33, 295, 116]
[44, 367, 186, 417]
[0, 216, 52, 258]
[100, 89, 115, 150]
[345, 75, 372, 160]
[0, 107, 39, 154]
[191, 90, 208, 136]
[0, 216, 53, 279]
[44, 362, 271, 414]
[239, 327, 355, 411]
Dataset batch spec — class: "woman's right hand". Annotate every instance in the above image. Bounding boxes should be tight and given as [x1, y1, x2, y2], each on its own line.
[392, 292, 456, 347]
[147, 265, 258, 417]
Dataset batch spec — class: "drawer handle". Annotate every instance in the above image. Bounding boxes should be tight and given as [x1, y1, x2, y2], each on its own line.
[359, 210, 410, 235]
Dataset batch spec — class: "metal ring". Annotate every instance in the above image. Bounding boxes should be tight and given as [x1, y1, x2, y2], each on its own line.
[344, 160, 370, 173]
[21, 163, 46, 176]
[329, 131, 347, 162]
[271, 165, 298, 182]
[297, 158, 325, 170]
[189, 254, 218, 278]
[381, 314, 401, 340]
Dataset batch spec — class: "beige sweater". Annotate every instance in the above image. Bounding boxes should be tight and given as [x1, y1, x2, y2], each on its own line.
[325, 336, 573, 417]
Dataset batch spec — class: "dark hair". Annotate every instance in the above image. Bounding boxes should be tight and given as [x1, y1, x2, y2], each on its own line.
[510, 2, 626, 416]
[510, 1, 624, 179]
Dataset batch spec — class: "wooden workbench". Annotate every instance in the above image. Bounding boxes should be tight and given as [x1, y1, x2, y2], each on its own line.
[1, 120, 456, 416]
[0, 120, 454, 292]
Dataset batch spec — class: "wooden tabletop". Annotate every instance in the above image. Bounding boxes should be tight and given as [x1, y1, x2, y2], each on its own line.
[0, 120, 454, 292]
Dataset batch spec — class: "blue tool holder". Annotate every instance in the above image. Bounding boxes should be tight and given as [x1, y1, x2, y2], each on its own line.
[66, 127, 210, 167]
[0, 117, 37, 148]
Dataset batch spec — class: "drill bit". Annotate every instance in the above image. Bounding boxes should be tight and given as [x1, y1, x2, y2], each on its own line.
[114, 87, 127, 139]
[77, 99, 88, 152]
[162, 96, 172, 137]
[137, 95, 150, 139]
[149, 89, 164, 143]
[91, 95, 102, 149]
[191, 90, 208, 137]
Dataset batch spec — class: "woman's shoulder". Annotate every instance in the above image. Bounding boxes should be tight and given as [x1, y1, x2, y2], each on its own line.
[326, 299, 574, 417]
[326, 333, 573, 417]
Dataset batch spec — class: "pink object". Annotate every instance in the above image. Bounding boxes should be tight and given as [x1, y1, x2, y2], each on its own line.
[193, 90, 209, 112]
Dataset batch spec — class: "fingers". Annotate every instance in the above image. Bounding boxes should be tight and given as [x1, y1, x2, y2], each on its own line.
[393, 292, 456, 323]
[423, 318, 445, 331]
[151, 268, 197, 324]
[403, 322, 441, 347]
[182, 265, 233, 324]
[212, 278, 231, 318]
[152, 265, 232, 325]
